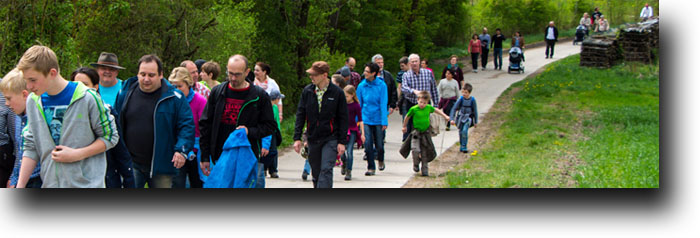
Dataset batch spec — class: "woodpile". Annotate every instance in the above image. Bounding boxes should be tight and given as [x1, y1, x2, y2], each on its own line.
[580, 36, 621, 68]
[619, 18, 659, 63]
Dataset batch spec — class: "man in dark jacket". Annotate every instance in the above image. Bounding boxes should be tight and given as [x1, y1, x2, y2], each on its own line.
[198, 54, 276, 188]
[293, 61, 348, 188]
[371, 54, 398, 114]
[544, 21, 559, 59]
[113, 54, 195, 188]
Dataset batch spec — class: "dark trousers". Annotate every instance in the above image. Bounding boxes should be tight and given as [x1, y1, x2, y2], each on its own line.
[481, 46, 490, 68]
[261, 136, 279, 174]
[545, 39, 556, 57]
[25, 176, 42, 188]
[173, 158, 203, 188]
[105, 141, 136, 188]
[402, 100, 418, 141]
[308, 139, 337, 188]
[0, 143, 15, 188]
[471, 53, 480, 70]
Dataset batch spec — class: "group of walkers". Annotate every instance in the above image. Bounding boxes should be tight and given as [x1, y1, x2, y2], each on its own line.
[466, 26, 530, 73]
[0, 44, 481, 189]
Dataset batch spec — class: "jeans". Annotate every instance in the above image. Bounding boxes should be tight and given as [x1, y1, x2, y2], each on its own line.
[341, 131, 357, 172]
[459, 119, 471, 150]
[493, 48, 503, 69]
[308, 140, 337, 188]
[105, 140, 135, 188]
[471, 53, 480, 70]
[133, 162, 174, 188]
[364, 125, 385, 170]
[172, 158, 203, 188]
[545, 39, 556, 57]
[481, 46, 490, 68]
[255, 162, 265, 188]
[303, 159, 311, 174]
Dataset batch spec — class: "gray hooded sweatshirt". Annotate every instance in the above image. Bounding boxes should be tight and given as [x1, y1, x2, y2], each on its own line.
[23, 82, 119, 188]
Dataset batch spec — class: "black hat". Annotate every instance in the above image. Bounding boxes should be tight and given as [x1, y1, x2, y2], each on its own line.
[90, 52, 125, 70]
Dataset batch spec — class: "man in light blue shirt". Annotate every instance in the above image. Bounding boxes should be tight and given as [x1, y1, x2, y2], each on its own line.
[479, 27, 491, 70]
[90, 52, 125, 106]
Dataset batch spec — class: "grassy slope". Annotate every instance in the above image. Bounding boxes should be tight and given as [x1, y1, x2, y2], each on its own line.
[445, 55, 659, 188]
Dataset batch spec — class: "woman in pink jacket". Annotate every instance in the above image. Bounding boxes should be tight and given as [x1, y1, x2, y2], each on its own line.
[469, 34, 482, 73]
[168, 67, 208, 188]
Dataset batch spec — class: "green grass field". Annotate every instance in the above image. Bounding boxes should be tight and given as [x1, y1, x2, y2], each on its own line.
[445, 55, 659, 188]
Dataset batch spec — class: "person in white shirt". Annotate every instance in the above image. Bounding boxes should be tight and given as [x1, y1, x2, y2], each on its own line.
[544, 21, 558, 59]
[640, 3, 654, 21]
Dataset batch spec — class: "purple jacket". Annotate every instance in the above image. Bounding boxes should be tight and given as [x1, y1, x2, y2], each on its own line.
[188, 89, 207, 138]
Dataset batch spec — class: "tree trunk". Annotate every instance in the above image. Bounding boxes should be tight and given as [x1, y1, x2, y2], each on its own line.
[295, 0, 311, 83]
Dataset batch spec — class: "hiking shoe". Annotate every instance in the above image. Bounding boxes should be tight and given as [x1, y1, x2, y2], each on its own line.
[341, 165, 346, 175]
[365, 170, 375, 176]
[345, 171, 352, 181]
[421, 170, 429, 176]
[413, 164, 420, 172]
[301, 171, 308, 181]
[378, 161, 385, 171]
[270, 172, 279, 178]
[445, 127, 450, 131]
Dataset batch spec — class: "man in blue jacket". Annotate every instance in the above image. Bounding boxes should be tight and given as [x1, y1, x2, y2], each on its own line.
[113, 54, 195, 188]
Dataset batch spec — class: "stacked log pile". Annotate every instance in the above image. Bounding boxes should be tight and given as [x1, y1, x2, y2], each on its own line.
[580, 36, 620, 68]
[619, 18, 658, 63]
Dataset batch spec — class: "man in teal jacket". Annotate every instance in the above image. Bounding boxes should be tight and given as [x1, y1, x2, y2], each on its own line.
[113, 54, 194, 188]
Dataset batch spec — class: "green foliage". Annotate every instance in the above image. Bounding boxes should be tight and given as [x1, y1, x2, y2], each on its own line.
[0, 0, 657, 117]
[444, 55, 659, 188]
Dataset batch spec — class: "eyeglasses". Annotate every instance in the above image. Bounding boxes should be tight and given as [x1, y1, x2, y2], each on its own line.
[227, 71, 245, 78]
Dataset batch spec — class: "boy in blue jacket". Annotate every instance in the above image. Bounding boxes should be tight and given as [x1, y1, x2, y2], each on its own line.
[450, 83, 478, 153]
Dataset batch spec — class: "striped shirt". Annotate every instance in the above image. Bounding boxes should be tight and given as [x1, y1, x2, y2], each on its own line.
[400, 68, 439, 105]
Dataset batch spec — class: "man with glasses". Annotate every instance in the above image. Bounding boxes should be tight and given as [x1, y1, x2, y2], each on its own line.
[198, 54, 277, 188]
[293, 61, 348, 188]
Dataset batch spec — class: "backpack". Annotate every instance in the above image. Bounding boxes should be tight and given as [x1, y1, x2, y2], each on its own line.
[454, 96, 476, 129]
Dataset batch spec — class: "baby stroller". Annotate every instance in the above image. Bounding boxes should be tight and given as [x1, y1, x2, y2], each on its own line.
[574, 25, 587, 45]
[508, 47, 524, 74]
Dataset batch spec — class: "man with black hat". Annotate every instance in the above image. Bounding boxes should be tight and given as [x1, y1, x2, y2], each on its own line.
[91, 52, 125, 107]
[293, 61, 348, 188]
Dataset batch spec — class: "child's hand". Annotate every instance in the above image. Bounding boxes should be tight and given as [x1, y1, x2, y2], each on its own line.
[451, 120, 456, 126]
[51, 146, 82, 163]
[402, 127, 407, 133]
[361, 135, 366, 143]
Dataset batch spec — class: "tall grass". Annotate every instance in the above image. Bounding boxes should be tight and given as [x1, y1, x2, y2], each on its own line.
[445, 55, 659, 188]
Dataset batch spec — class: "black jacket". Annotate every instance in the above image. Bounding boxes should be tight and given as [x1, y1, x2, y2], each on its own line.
[381, 70, 398, 109]
[199, 81, 277, 163]
[544, 26, 559, 41]
[293, 83, 348, 145]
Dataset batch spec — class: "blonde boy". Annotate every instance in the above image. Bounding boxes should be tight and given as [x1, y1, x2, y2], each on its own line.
[1, 69, 42, 188]
[16, 45, 119, 188]
[401, 91, 450, 176]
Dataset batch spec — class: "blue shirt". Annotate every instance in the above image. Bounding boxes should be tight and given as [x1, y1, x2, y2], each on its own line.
[41, 82, 77, 145]
[99, 79, 122, 107]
